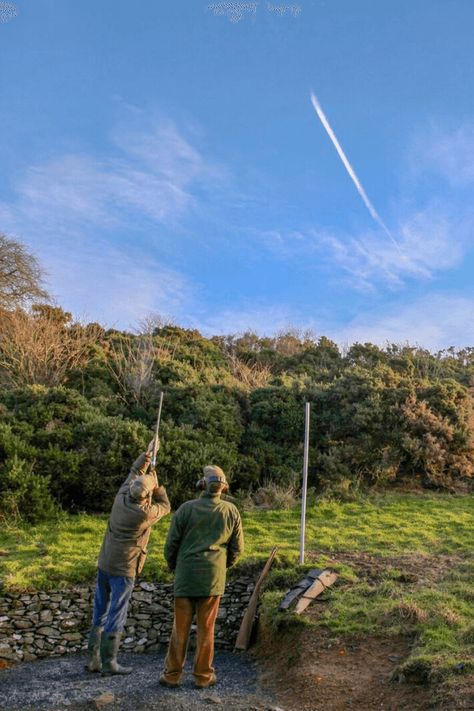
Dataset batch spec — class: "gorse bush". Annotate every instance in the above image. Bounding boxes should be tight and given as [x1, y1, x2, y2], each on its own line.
[0, 386, 151, 515]
[0, 315, 473, 521]
[0, 444, 59, 523]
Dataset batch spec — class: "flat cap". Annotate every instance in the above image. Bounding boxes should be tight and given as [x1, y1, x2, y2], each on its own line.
[129, 475, 155, 500]
[203, 465, 227, 484]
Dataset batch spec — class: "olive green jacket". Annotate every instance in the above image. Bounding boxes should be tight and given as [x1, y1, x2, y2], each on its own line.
[164, 492, 244, 597]
[98, 453, 171, 578]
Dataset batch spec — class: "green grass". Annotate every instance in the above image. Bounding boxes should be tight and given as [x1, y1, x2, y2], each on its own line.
[249, 493, 474, 688]
[1, 492, 473, 687]
[242, 492, 474, 558]
[1, 492, 472, 590]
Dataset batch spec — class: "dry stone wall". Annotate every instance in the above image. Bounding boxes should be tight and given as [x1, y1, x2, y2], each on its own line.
[0, 577, 254, 663]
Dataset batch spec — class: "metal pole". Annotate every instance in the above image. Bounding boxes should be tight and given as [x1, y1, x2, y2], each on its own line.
[299, 402, 311, 565]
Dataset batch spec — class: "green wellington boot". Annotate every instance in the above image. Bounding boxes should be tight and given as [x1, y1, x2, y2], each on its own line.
[85, 626, 103, 672]
[100, 632, 132, 675]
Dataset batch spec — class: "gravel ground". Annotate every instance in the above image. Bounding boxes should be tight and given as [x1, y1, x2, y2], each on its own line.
[0, 649, 280, 711]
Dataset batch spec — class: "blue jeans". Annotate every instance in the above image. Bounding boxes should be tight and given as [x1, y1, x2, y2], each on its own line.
[92, 568, 135, 634]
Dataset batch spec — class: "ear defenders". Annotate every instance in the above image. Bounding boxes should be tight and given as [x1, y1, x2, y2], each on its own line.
[196, 474, 229, 494]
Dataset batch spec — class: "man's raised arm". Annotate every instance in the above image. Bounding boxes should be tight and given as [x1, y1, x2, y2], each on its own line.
[118, 440, 156, 492]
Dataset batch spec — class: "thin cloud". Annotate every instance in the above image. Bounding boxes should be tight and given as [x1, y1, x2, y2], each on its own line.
[311, 204, 468, 290]
[192, 304, 313, 336]
[0, 118, 223, 236]
[43, 240, 192, 328]
[111, 115, 225, 187]
[0, 113, 219, 324]
[258, 208, 464, 292]
[333, 294, 474, 351]
[186, 293, 474, 353]
[409, 124, 474, 188]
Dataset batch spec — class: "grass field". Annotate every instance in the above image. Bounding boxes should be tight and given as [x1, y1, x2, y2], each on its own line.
[1, 492, 473, 688]
[0, 492, 472, 590]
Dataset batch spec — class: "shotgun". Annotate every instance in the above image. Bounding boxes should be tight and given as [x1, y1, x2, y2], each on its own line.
[148, 391, 164, 504]
[234, 546, 278, 650]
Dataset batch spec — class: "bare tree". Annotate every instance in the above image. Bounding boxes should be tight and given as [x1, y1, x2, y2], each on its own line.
[106, 334, 158, 406]
[0, 234, 49, 309]
[274, 327, 317, 356]
[226, 352, 271, 391]
[105, 317, 179, 405]
[0, 306, 100, 388]
[136, 312, 174, 336]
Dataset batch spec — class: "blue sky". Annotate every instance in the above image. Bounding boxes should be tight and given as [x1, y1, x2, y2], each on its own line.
[1, 0, 474, 349]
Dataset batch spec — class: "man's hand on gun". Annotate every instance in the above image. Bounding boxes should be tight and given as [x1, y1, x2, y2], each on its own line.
[146, 437, 162, 500]
[146, 436, 160, 456]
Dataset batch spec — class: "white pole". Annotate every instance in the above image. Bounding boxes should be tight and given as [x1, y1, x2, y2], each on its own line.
[299, 402, 311, 565]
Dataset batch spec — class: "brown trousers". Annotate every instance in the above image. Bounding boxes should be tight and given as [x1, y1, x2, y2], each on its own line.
[162, 596, 221, 686]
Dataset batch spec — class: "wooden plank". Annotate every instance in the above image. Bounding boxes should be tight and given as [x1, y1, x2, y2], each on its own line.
[294, 570, 338, 614]
[311, 570, 337, 590]
[234, 546, 278, 650]
[279, 569, 325, 610]
[279, 586, 306, 611]
[295, 580, 325, 612]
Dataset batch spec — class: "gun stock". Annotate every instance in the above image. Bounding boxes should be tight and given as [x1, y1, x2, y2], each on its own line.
[234, 546, 278, 651]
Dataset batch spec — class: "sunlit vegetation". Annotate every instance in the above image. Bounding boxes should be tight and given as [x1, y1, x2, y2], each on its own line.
[1, 314, 473, 524]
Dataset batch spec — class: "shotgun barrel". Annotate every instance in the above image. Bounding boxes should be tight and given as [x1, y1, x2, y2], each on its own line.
[151, 391, 164, 470]
[147, 392, 164, 505]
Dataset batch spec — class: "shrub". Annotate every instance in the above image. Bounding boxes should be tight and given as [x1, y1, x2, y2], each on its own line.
[157, 420, 239, 506]
[251, 479, 299, 510]
[0, 386, 151, 513]
[0, 449, 58, 523]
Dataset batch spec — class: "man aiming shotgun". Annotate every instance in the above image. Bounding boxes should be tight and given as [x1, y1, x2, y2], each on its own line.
[86, 394, 170, 675]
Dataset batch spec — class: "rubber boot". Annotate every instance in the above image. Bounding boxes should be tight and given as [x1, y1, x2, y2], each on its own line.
[100, 632, 132, 675]
[85, 626, 103, 672]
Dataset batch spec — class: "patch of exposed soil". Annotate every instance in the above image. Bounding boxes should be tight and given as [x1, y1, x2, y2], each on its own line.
[437, 675, 474, 710]
[310, 550, 464, 587]
[257, 628, 433, 711]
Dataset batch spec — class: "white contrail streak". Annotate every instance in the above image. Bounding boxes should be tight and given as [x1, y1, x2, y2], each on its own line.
[310, 93, 400, 251]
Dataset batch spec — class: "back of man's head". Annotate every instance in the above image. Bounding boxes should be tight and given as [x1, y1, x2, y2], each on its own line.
[201, 465, 228, 494]
[129, 475, 154, 501]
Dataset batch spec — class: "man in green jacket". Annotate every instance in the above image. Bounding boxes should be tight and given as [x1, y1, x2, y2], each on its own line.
[160, 465, 244, 689]
[86, 440, 170, 676]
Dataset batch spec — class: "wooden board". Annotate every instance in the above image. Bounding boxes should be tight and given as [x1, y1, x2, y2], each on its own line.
[234, 546, 278, 650]
[294, 570, 338, 614]
[279, 568, 324, 610]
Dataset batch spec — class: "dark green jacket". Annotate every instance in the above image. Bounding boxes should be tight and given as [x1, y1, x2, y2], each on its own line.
[98, 453, 171, 578]
[164, 492, 244, 597]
